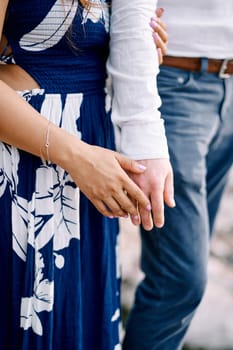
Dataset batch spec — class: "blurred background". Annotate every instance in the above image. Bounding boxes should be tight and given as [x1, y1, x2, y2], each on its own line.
[120, 167, 233, 350]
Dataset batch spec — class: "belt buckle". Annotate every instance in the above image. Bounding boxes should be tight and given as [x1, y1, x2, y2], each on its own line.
[219, 59, 231, 79]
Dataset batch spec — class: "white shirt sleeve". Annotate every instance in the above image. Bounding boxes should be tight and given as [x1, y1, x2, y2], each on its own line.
[107, 0, 169, 160]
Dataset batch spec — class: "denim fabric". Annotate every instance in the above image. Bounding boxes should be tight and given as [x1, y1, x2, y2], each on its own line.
[123, 61, 233, 350]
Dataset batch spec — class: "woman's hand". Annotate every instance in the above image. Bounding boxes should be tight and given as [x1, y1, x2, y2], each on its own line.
[65, 141, 151, 222]
[150, 8, 168, 64]
[0, 77, 150, 223]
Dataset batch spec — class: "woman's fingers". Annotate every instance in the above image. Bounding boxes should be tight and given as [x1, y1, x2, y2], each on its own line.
[150, 8, 168, 64]
[114, 191, 141, 224]
[150, 19, 168, 56]
[89, 178, 148, 220]
[155, 7, 164, 18]
[99, 173, 150, 220]
[115, 153, 147, 174]
[157, 47, 163, 65]
[151, 17, 168, 43]
[68, 144, 151, 220]
[102, 196, 128, 218]
[116, 153, 151, 218]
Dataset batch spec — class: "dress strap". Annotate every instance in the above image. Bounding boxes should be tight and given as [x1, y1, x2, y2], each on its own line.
[0, 41, 14, 64]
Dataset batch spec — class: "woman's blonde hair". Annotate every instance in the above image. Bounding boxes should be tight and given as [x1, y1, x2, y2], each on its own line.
[80, 0, 102, 10]
[80, 0, 91, 7]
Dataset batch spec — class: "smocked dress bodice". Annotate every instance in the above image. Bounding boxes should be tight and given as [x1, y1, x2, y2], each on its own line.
[5, 0, 110, 92]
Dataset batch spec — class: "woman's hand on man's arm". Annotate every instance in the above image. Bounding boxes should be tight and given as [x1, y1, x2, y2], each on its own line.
[151, 7, 168, 64]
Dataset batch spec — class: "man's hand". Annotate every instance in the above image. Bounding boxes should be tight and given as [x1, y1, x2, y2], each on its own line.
[129, 158, 175, 230]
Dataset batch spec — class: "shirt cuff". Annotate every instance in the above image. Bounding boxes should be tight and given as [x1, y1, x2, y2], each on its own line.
[115, 116, 169, 160]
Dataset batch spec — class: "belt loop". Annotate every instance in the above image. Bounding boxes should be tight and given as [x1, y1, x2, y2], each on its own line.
[219, 59, 231, 79]
[200, 57, 208, 73]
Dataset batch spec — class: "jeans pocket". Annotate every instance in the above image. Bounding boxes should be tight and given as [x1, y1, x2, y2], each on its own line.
[158, 65, 195, 93]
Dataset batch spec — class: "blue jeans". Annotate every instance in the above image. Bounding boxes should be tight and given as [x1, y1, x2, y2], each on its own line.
[123, 60, 233, 350]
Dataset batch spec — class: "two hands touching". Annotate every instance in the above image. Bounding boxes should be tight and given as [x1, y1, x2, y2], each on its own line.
[67, 142, 174, 232]
[128, 159, 174, 231]
[72, 8, 174, 231]
[131, 7, 174, 231]
[127, 8, 174, 231]
[76, 8, 173, 231]
[0, 8, 173, 232]
[121, 7, 174, 231]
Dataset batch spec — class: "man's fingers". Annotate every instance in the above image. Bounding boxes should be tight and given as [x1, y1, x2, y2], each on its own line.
[150, 183, 165, 228]
[164, 170, 176, 208]
[138, 206, 153, 231]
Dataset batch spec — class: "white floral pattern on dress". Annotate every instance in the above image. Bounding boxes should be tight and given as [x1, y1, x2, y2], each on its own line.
[19, 0, 109, 52]
[19, 0, 78, 51]
[20, 252, 54, 336]
[0, 91, 83, 336]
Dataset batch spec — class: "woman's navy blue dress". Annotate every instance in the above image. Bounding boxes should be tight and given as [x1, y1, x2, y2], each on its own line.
[0, 1, 121, 349]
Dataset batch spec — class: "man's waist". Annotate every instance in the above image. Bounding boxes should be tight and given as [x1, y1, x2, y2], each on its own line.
[162, 56, 233, 78]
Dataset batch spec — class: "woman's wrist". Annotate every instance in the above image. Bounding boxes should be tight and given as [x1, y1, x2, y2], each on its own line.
[46, 123, 86, 172]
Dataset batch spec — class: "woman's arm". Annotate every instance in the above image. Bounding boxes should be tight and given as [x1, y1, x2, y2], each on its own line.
[0, 3, 151, 220]
[0, 79, 152, 220]
[0, 1, 8, 36]
[0, 0, 153, 222]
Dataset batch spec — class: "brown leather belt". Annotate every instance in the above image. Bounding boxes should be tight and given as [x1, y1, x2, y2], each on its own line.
[162, 56, 233, 78]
